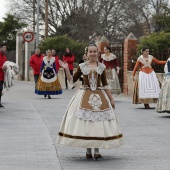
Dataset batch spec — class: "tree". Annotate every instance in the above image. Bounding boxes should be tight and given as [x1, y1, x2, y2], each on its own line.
[0, 14, 27, 50]
[39, 35, 87, 63]
[153, 5, 170, 32]
[7, 0, 169, 43]
[138, 31, 170, 50]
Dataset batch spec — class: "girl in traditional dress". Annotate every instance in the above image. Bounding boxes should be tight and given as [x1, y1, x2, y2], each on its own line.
[35, 49, 62, 99]
[156, 56, 170, 113]
[100, 46, 121, 94]
[132, 47, 166, 109]
[57, 44, 123, 159]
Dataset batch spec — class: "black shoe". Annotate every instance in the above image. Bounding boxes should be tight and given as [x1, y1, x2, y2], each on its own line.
[86, 152, 93, 159]
[0, 104, 4, 108]
[48, 95, 51, 99]
[144, 104, 150, 109]
[94, 153, 102, 160]
[44, 95, 47, 98]
[66, 87, 68, 89]
[72, 86, 75, 89]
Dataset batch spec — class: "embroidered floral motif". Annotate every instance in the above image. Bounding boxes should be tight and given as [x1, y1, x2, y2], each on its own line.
[88, 93, 102, 111]
[75, 109, 114, 121]
[89, 71, 97, 91]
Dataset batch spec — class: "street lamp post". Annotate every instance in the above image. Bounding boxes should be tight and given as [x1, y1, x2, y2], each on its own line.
[45, 0, 48, 39]
[36, 0, 40, 48]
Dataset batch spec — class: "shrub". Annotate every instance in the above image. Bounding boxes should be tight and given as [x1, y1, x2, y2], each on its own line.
[39, 35, 88, 63]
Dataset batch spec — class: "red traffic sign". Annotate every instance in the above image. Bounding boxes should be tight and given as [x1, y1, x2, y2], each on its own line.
[23, 32, 34, 42]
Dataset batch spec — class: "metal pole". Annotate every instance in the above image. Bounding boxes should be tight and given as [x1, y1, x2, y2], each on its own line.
[45, 0, 48, 39]
[33, 0, 36, 32]
[36, 0, 40, 48]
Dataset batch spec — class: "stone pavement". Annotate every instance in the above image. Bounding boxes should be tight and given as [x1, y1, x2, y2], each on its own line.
[0, 80, 170, 170]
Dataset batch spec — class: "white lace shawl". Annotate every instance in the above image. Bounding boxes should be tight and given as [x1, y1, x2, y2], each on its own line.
[137, 55, 153, 68]
[79, 61, 106, 75]
[43, 56, 55, 68]
[101, 53, 117, 61]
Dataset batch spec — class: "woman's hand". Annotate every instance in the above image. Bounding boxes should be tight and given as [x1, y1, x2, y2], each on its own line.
[117, 70, 119, 75]
[110, 100, 115, 109]
[58, 60, 69, 70]
[131, 76, 135, 81]
[2, 65, 7, 70]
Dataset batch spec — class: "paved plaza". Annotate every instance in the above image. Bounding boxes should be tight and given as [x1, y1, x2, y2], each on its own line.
[0, 80, 170, 170]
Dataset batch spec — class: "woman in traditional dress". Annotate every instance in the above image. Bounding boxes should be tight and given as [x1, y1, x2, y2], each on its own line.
[35, 49, 62, 99]
[156, 57, 170, 113]
[100, 46, 121, 94]
[132, 47, 166, 109]
[57, 44, 123, 160]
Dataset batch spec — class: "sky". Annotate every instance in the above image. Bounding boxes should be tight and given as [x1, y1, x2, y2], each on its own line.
[1, 0, 170, 21]
[0, 0, 7, 21]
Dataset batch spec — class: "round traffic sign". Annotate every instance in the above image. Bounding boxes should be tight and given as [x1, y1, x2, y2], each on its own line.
[23, 32, 34, 42]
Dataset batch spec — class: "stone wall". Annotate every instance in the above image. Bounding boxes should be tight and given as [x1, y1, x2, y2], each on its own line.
[123, 33, 138, 95]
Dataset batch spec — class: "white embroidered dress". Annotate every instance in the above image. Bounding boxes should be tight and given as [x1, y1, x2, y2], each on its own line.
[57, 62, 123, 149]
[101, 53, 121, 94]
[138, 55, 160, 99]
[156, 58, 170, 113]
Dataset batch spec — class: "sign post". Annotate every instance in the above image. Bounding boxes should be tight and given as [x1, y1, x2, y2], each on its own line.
[23, 32, 34, 43]
[23, 31, 34, 81]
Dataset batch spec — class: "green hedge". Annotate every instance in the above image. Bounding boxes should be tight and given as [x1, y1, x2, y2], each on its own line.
[138, 31, 170, 52]
[39, 35, 88, 64]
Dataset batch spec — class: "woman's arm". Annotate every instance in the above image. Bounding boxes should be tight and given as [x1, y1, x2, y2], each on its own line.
[59, 60, 72, 81]
[132, 60, 140, 80]
[152, 57, 166, 65]
[113, 58, 120, 74]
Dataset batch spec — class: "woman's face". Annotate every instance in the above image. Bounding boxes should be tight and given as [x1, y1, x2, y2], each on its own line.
[66, 48, 70, 53]
[47, 50, 52, 57]
[143, 49, 149, 56]
[104, 47, 109, 53]
[87, 46, 98, 62]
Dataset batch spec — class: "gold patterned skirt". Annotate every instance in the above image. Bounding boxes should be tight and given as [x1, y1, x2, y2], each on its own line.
[35, 75, 62, 95]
